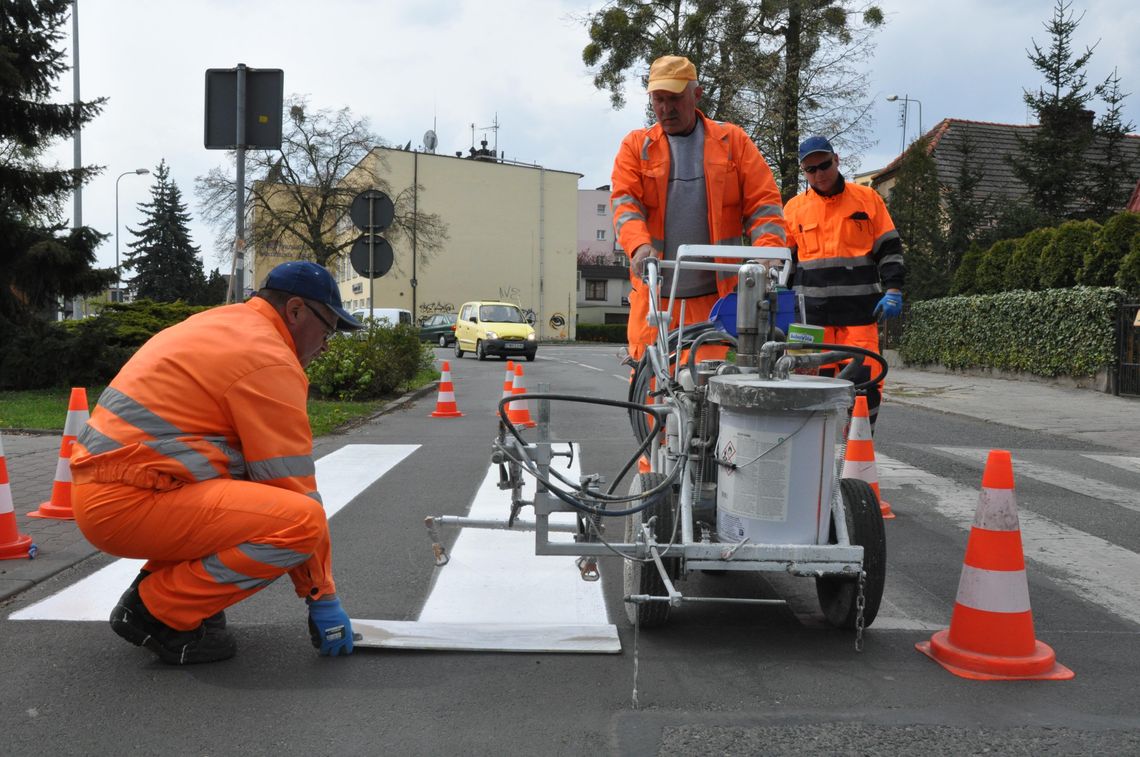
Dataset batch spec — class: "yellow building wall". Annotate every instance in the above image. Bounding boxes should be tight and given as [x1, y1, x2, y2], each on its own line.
[339, 148, 579, 341]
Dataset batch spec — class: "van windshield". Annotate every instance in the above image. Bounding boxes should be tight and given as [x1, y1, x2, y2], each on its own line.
[479, 305, 524, 323]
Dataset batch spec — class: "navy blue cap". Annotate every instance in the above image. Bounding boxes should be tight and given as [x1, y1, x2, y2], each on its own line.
[798, 135, 835, 162]
[262, 261, 362, 331]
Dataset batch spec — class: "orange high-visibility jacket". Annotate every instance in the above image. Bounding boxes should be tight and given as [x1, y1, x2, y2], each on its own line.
[784, 178, 905, 326]
[70, 297, 333, 596]
[610, 110, 786, 299]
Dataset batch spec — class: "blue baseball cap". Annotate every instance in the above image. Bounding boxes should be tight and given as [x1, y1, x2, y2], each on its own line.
[798, 135, 835, 162]
[262, 261, 362, 330]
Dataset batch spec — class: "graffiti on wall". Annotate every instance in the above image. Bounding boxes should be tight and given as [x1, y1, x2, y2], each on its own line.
[418, 301, 455, 317]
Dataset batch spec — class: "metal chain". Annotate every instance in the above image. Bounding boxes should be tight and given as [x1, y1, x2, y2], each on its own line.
[855, 570, 867, 652]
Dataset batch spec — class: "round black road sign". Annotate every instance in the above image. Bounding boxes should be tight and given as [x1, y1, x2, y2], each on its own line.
[349, 234, 394, 278]
[349, 189, 395, 231]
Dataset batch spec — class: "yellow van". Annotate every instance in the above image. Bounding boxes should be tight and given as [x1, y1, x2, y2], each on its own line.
[453, 301, 537, 361]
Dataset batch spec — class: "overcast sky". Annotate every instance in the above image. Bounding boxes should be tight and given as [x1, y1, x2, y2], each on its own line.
[47, 0, 1140, 274]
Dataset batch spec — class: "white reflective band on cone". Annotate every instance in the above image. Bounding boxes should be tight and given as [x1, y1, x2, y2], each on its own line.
[842, 459, 878, 479]
[974, 487, 1020, 531]
[53, 456, 73, 482]
[955, 564, 1032, 613]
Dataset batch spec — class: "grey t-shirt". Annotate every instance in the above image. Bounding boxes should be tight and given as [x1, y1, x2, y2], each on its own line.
[664, 120, 716, 297]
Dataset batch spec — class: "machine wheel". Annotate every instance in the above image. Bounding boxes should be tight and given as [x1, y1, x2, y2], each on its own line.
[476, 340, 487, 361]
[815, 478, 886, 629]
[623, 472, 680, 628]
[454, 340, 464, 358]
[438, 334, 448, 348]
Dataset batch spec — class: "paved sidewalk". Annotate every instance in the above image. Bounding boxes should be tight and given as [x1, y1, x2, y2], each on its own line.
[2, 369, 1137, 604]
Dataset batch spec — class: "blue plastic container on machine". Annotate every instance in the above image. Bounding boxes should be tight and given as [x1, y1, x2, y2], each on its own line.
[709, 289, 796, 336]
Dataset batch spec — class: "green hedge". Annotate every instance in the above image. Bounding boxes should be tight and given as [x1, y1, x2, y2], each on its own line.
[306, 322, 433, 401]
[576, 322, 627, 343]
[899, 286, 1124, 377]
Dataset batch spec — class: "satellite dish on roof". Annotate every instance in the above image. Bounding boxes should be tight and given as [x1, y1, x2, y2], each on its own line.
[423, 129, 438, 153]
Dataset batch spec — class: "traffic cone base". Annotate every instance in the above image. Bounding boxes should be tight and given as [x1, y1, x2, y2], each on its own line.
[917, 449, 1073, 681]
[843, 395, 894, 519]
[29, 387, 88, 520]
[431, 361, 464, 418]
[1, 432, 37, 560]
[916, 631, 1073, 681]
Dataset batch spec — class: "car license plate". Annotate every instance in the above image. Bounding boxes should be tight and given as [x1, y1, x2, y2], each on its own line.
[505, 343, 524, 349]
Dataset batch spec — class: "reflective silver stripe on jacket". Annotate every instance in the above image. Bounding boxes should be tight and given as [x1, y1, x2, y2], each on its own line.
[611, 194, 645, 216]
[641, 135, 652, 161]
[797, 254, 876, 271]
[871, 229, 901, 256]
[798, 282, 883, 298]
[76, 424, 120, 455]
[90, 386, 237, 483]
[614, 210, 645, 237]
[745, 203, 784, 228]
[748, 221, 787, 244]
[247, 454, 316, 482]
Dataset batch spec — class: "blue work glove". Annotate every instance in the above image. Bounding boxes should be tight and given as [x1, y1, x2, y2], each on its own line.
[307, 597, 354, 656]
[873, 291, 903, 322]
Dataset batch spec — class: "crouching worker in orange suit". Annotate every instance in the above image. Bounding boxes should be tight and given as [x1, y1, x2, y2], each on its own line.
[70, 261, 362, 665]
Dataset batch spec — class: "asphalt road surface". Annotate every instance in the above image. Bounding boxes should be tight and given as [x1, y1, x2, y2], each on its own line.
[3, 344, 1139, 755]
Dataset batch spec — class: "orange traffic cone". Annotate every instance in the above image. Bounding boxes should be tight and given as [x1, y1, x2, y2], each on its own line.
[916, 450, 1073, 680]
[507, 364, 536, 429]
[842, 394, 894, 519]
[29, 387, 88, 520]
[501, 360, 516, 401]
[0, 432, 37, 560]
[430, 361, 464, 418]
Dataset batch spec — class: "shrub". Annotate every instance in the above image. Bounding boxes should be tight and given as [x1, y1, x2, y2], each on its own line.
[949, 243, 984, 295]
[1004, 227, 1055, 291]
[306, 322, 431, 401]
[973, 239, 1016, 294]
[1039, 219, 1100, 289]
[1118, 231, 1140, 296]
[576, 323, 627, 343]
[899, 286, 1123, 377]
[1085, 212, 1140, 287]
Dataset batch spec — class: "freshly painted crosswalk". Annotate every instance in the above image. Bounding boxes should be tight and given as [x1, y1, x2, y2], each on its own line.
[9, 444, 417, 622]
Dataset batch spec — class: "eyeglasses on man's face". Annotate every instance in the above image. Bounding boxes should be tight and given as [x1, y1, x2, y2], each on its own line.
[304, 301, 337, 341]
[802, 158, 834, 175]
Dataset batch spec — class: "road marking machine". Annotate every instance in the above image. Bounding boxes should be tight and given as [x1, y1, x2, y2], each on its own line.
[410, 246, 887, 658]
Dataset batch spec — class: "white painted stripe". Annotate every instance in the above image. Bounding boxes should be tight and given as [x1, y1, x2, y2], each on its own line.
[935, 446, 1140, 516]
[877, 453, 1140, 626]
[1082, 454, 1140, 475]
[8, 444, 416, 622]
[955, 564, 1032, 613]
[612, 374, 628, 382]
[418, 444, 612, 627]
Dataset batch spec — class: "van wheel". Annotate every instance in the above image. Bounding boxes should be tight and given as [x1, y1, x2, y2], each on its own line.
[438, 335, 448, 348]
[454, 340, 464, 358]
[476, 341, 487, 361]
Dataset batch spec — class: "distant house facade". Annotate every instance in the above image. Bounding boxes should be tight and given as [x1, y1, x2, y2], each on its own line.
[576, 186, 632, 326]
[871, 118, 1140, 223]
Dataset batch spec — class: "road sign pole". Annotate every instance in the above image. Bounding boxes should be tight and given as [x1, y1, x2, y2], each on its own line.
[368, 198, 375, 312]
[229, 64, 247, 303]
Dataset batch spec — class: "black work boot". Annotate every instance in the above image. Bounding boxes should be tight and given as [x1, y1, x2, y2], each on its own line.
[109, 582, 236, 665]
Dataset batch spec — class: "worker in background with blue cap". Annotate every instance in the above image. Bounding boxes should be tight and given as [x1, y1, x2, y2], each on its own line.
[783, 136, 906, 431]
[71, 260, 363, 664]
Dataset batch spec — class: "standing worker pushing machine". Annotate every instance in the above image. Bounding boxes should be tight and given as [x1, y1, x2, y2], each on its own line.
[784, 136, 905, 429]
[70, 261, 361, 664]
[610, 54, 787, 361]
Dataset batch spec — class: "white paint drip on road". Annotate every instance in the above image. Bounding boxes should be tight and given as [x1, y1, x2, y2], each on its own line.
[878, 453, 1140, 627]
[417, 443, 613, 627]
[933, 446, 1140, 516]
[8, 444, 416, 622]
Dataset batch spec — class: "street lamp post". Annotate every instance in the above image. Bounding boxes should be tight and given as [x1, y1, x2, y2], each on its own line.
[115, 168, 150, 302]
[886, 94, 923, 150]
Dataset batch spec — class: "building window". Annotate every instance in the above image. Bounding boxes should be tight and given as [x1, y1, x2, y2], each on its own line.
[585, 280, 607, 301]
[596, 229, 606, 241]
[596, 203, 606, 215]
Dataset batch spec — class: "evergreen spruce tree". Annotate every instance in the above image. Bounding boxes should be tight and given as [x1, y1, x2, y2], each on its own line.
[0, 0, 108, 323]
[1085, 70, 1136, 221]
[1011, 0, 1104, 223]
[886, 137, 944, 300]
[122, 160, 206, 302]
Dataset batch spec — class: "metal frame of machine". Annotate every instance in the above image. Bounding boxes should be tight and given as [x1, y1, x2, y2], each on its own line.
[425, 245, 887, 643]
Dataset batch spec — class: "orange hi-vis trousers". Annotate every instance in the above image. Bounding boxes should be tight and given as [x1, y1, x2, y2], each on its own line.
[73, 477, 331, 631]
[819, 322, 883, 428]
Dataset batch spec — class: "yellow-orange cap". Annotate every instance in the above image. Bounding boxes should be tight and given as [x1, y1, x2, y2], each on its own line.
[647, 55, 697, 93]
